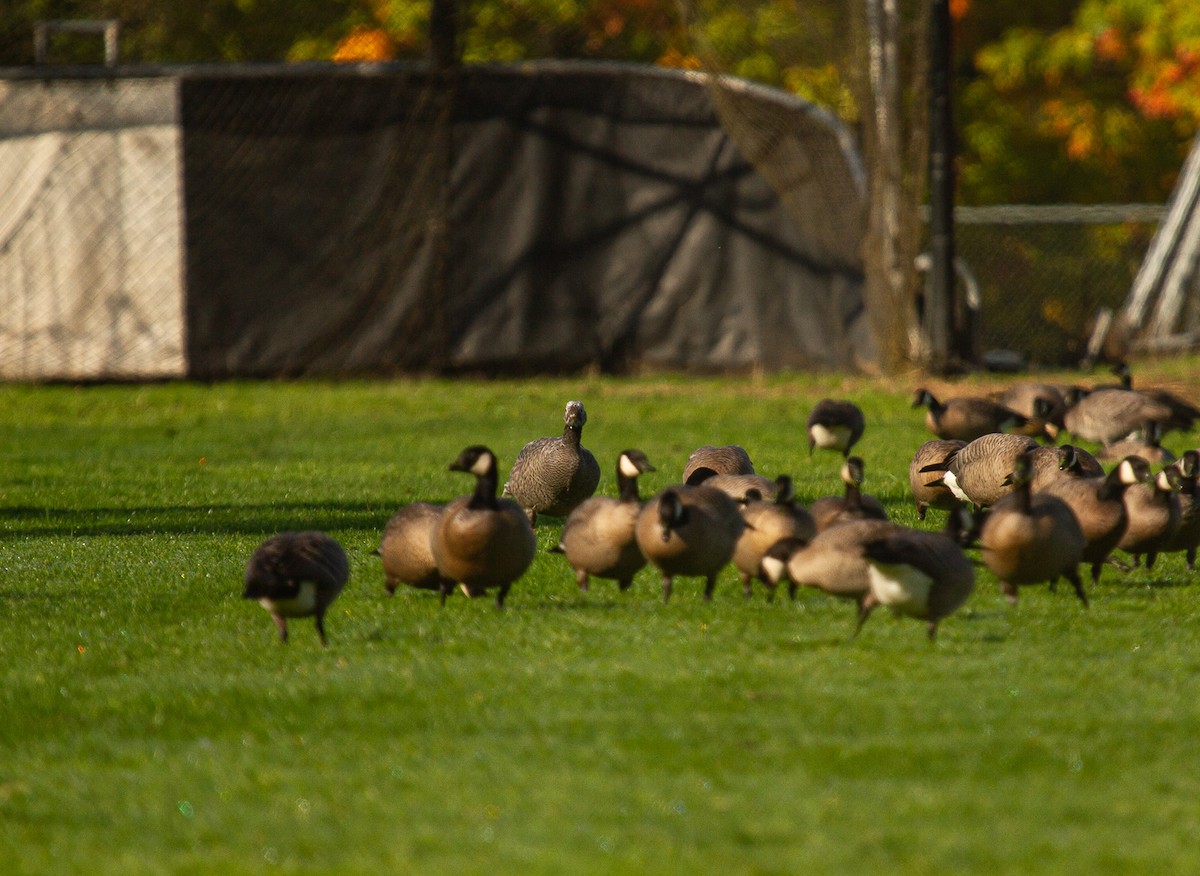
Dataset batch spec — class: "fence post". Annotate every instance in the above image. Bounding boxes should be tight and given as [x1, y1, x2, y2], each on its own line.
[927, 0, 959, 370]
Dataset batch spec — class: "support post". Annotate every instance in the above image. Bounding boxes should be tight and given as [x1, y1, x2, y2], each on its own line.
[927, 0, 959, 369]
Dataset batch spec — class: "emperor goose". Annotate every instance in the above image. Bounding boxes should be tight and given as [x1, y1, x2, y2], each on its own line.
[504, 400, 600, 526]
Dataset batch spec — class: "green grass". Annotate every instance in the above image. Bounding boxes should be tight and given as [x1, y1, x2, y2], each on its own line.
[4, 369, 1200, 873]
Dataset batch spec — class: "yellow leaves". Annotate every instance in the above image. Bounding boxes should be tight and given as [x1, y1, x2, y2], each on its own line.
[657, 46, 703, 71]
[332, 26, 397, 63]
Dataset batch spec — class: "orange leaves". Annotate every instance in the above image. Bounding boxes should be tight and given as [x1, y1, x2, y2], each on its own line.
[332, 26, 397, 63]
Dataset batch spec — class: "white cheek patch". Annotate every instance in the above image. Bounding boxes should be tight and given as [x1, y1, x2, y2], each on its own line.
[1118, 459, 1139, 485]
[943, 470, 969, 503]
[471, 452, 494, 477]
[810, 424, 851, 449]
[619, 455, 641, 478]
[867, 563, 933, 615]
[260, 581, 318, 617]
[760, 555, 787, 584]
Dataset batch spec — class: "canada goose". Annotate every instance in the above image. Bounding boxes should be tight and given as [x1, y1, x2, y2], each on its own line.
[757, 518, 899, 620]
[732, 475, 817, 599]
[909, 439, 966, 520]
[1095, 420, 1176, 466]
[1025, 444, 1105, 493]
[1112, 361, 1200, 433]
[977, 450, 1088, 606]
[1008, 396, 1061, 443]
[692, 471, 777, 503]
[243, 531, 350, 646]
[1164, 450, 1200, 569]
[503, 400, 600, 525]
[920, 432, 1038, 509]
[806, 399, 865, 458]
[1117, 466, 1182, 569]
[858, 527, 976, 641]
[809, 456, 888, 532]
[912, 388, 1028, 442]
[435, 445, 537, 608]
[552, 449, 656, 592]
[683, 444, 756, 484]
[635, 484, 746, 603]
[1039, 455, 1152, 582]
[1062, 387, 1173, 445]
[994, 382, 1067, 430]
[377, 502, 445, 598]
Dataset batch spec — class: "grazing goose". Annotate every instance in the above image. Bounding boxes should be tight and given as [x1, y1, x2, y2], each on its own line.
[909, 439, 967, 520]
[683, 444, 756, 484]
[1117, 466, 1182, 569]
[635, 484, 746, 603]
[757, 519, 899, 624]
[243, 531, 350, 646]
[693, 471, 777, 504]
[912, 388, 1027, 442]
[504, 400, 600, 525]
[435, 445, 537, 608]
[1062, 387, 1173, 446]
[976, 450, 1088, 607]
[1164, 450, 1200, 569]
[732, 475, 817, 599]
[920, 433, 1038, 509]
[1039, 455, 1152, 583]
[378, 502, 445, 598]
[1112, 362, 1200, 433]
[552, 449, 656, 592]
[1095, 420, 1176, 466]
[994, 382, 1067, 431]
[858, 527, 976, 641]
[809, 456, 888, 532]
[1025, 444, 1105, 493]
[806, 399, 865, 458]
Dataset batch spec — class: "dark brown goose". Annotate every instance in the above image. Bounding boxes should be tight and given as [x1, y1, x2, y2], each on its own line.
[809, 456, 888, 532]
[1039, 455, 1152, 583]
[977, 450, 1088, 607]
[1164, 450, 1200, 569]
[806, 399, 865, 458]
[243, 531, 350, 646]
[435, 445, 537, 608]
[682, 444, 756, 484]
[732, 475, 817, 600]
[921, 432, 1038, 509]
[552, 449, 656, 592]
[694, 471, 777, 503]
[503, 400, 600, 526]
[635, 484, 746, 603]
[377, 502, 445, 598]
[912, 388, 1027, 442]
[1025, 444, 1105, 493]
[858, 526, 976, 641]
[994, 382, 1067, 431]
[909, 439, 967, 520]
[1117, 466, 1182, 569]
[1062, 387, 1173, 446]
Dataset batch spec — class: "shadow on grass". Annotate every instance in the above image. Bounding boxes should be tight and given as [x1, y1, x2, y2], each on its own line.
[0, 501, 409, 540]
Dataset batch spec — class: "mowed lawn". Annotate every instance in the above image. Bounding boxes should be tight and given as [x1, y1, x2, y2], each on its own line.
[4, 369, 1200, 874]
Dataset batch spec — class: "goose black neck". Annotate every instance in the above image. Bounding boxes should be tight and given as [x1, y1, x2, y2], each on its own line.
[468, 466, 500, 510]
[617, 471, 640, 503]
[1098, 471, 1128, 502]
[844, 482, 862, 509]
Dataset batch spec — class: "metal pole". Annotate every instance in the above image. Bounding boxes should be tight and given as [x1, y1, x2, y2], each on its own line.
[927, 0, 958, 368]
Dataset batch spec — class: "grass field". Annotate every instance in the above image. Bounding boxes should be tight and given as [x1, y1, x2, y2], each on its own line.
[4, 367, 1200, 874]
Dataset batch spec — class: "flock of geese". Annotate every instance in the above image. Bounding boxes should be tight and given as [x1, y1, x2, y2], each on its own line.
[242, 363, 1200, 646]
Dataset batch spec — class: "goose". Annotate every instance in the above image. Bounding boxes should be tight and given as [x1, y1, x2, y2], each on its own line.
[635, 484, 746, 603]
[976, 450, 1088, 606]
[682, 444, 756, 484]
[809, 456, 888, 532]
[858, 527, 976, 641]
[1164, 450, 1200, 569]
[243, 531, 350, 646]
[994, 382, 1067, 430]
[909, 439, 966, 520]
[912, 388, 1027, 442]
[757, 519, 899, 623]
[920, 432, 1038, 509]
[503, 400, 600, 525]
[692, 471, 777, 504]
[732, 475, 817, 599]
[552, 449, 656, 592]
[1025, 444, 1105, 493]
[1117, 466, 1182, 569]
[435, 445, 537, 608]
[806, 399, 865, 458]
[1038, 455, 1152, 583]
[1062, 387, 1173, 446]
[377, 502, 445, 598]
[1095, 420, 1176, 466]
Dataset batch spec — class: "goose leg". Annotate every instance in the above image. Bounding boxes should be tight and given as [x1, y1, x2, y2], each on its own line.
[662, 576, 673, 604]
[1067, 570, 1089, 608]
[496, 583, 511, 610]
[314, 611, 328, 647]
[704, 575, 717, 601]
[272, 614, 288, 644]
[576, 568, 589, 592]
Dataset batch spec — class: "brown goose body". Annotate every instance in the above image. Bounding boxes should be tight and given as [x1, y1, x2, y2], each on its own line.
[683, 444, 756, 484]
[1164, 452, 1200, 568]
[1039, 456, 1152, 582]
[504, 400, 600, 525]
[806, 399, 865, 458]
[996, 382, 1067, 426]
[859, 527, 976, 640]
[243, 531, 350, 646]
[635, 484, 746, 603]
[435, 446, 537, 607]
[554, 450, 656, 592]
[809, 456, 888, 532]
[909, 439, 967, 520]
[1095, 421, 1176, 466]
[378, 502, 444, 595]
[1117, 468, 1182, 568]
[732, 476, 817, 599]
[931, 433, 1038, 509]
[1062, 388, 1172, 445]
[1025, 444, 1105, 493]
[700, 472, 777, 503]
[978, 451, 1087, 606]
[913, 388, 1027, 442]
